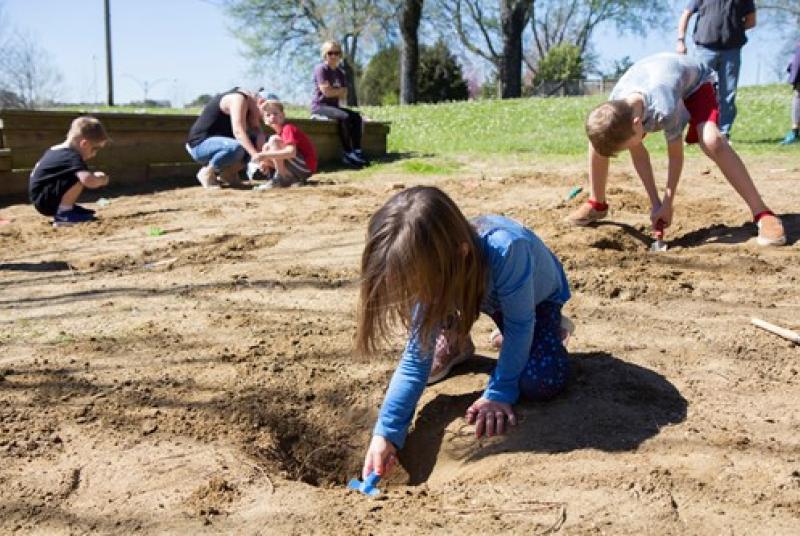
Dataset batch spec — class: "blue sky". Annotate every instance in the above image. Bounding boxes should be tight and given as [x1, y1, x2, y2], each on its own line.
[1, 0, 791, 106]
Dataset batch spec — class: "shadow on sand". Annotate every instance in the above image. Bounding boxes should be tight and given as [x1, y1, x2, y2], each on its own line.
[588, 213, 799, 249]
[401, 351, 687, 485]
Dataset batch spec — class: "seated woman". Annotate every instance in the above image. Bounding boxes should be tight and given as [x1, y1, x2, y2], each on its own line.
[186, 88, 266, 188]
[311, 41, 368, 168]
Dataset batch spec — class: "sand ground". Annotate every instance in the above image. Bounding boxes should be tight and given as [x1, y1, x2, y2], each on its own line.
[1, 154, 799, 535]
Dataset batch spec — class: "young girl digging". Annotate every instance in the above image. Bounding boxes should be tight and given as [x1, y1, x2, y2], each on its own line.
[357, 186, 573, 479]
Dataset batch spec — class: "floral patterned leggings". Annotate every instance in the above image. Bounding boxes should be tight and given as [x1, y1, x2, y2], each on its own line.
[491, 301, 570, 401]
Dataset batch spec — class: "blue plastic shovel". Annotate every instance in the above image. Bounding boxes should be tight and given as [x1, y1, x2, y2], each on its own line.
[347, 471, 382, 497]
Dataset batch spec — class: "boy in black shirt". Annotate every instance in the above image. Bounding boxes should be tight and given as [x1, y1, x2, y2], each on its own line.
[29, 116, 111, 227]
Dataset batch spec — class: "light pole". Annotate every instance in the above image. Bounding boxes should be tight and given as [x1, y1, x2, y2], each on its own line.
[104, 0, 114, 106]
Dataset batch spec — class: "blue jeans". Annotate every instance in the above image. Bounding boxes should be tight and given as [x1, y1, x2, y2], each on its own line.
[694, 46, 742, 137]
[186, 136, 248, 172]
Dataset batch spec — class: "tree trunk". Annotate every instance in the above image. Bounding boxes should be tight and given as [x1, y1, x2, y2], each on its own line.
[343, 35, 360, 107]
[498, 0, 532, 99]
[343, 60, 359, 106]
[400, 0, 424, 104]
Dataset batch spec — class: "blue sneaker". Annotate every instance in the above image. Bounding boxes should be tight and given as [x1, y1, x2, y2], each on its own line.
[52, 208, 96, 228]
[72, 204, 96, 216]
[779, 131, 798, 145]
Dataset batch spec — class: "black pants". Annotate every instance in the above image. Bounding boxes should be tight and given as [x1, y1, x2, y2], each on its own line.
[336, 107, 362, 153]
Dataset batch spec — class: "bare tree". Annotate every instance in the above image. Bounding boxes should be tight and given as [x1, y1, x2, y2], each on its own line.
[438, 0, 533, 98]
[400, 0, 424, 104]
[0, 31, 63, 109]
[527, 0, 670, 74]
[0, 2, 23, 108]
[0, 1, 9, 66]
[224, 0, 398, 106]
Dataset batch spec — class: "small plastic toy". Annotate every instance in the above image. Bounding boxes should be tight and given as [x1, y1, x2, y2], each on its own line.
[651, 221, 667, 252]
[347, 471, 382, 497]
[565, 186, 583, 201]
[552, 186, 585, 209]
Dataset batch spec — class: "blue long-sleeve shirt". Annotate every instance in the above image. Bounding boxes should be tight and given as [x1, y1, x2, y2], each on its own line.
[373, 215, 571, 448]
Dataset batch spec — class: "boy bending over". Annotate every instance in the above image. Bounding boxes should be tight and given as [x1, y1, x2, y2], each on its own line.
[567, 53, 785, 247]
[29, 116, 110, 227]
[258, 98, 318, 187]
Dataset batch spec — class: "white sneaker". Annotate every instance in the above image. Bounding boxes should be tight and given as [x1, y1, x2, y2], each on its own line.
[246, 161, 261, 180]
[196, 165, 221, 189]
[427, 333, 475, 385]
[253, 182, 276, 191]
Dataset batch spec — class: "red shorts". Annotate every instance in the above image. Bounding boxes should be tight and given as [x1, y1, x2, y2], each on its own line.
[684, 82, 720, 144]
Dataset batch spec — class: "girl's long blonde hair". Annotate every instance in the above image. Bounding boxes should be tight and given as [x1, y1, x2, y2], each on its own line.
[356, 186, 487, 355]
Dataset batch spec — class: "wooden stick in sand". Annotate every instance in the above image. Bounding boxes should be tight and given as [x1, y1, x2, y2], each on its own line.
[751, 318, 800, 344]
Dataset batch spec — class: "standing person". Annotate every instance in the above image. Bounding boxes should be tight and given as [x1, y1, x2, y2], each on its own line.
[780, 42, 800, 145]
[258, 97, 318, 187]
[29, 116, 111, 227]
[311, 40, 368, 168]
[186, 88, 266, 189]
[566, 53, 786, 247]
[356, 186, 573, 479]
[677, 0, 757, 139]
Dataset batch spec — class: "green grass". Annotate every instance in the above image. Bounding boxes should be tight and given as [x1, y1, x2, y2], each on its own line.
[51, 85, 797, 160]
[399, 158, 462, 174]
[361, 84, 799, 157]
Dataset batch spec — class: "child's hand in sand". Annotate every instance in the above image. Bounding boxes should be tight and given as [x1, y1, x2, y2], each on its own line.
[362, 435, 397, 479]
[466, 397, 516, 438]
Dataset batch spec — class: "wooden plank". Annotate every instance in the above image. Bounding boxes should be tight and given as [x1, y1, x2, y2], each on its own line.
[147, 162, 202, 181]
[7, 130, 196, 169]
[0, 169, 29, 197]
[0, 109, 196, 133]
[0, 110, 388, 136]
[4, 121, 387, 169]
[0, 110, 390, 199]
[0, 149, 11, 171]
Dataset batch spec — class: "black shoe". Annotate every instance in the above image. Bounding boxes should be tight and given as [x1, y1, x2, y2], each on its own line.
[353, 149, 369, 164]
[73, 204, 96, 216]
[52, 208, 96, 228]
[342, 153, 364, 168]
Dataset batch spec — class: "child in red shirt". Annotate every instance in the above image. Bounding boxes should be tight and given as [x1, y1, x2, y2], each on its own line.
[258, 98, 318, 187]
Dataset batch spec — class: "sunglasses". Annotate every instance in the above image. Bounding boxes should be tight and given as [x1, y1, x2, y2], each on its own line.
[327, 50, 342, 56]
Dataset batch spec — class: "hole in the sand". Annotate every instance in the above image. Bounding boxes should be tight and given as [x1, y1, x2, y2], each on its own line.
[251, 419, 354, 486]
[222, 390, 361, 487]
